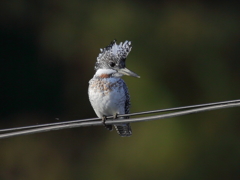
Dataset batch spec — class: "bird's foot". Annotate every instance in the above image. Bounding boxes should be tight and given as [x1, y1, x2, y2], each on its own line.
[102, 115, 113, 131]
[113, 113, 118, 119]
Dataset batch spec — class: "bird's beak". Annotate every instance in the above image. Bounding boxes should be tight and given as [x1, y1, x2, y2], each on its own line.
[118, 68, 140, 78]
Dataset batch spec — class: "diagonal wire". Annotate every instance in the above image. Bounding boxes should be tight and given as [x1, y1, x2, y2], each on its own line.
[1, 99, 240, 133]
[0, 99, 240, 139]
[120, 99, 240, 117]
[0, 117, 101, 133]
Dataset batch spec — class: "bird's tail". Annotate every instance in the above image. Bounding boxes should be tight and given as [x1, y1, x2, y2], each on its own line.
[114, 123, 132, 137]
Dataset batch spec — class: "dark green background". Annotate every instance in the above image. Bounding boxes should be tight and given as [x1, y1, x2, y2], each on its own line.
[1, 1, 240, 179]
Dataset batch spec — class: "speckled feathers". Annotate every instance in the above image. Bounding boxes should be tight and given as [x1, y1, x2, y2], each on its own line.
[95, 40, 132, 70]
[88, 40, 138, 137]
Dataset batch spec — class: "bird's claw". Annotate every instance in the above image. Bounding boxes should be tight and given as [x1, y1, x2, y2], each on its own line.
[102, 115, 113, 131]
[113, 113, 118, 119]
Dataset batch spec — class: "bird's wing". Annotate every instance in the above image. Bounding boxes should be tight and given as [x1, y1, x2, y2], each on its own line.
[122, 80, 130, 116]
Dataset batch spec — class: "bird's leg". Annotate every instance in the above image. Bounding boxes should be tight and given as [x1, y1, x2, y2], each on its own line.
[102, 115, 113, 131]
[113, 113, 118, 119]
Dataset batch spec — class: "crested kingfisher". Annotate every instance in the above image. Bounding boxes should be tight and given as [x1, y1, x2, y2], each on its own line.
[88, 40, 140, 137]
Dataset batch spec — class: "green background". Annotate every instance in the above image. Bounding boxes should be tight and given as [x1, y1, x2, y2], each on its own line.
[1, 1, 240, 179]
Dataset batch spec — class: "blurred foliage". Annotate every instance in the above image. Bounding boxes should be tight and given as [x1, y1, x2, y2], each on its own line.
[0, 0, 240, 179]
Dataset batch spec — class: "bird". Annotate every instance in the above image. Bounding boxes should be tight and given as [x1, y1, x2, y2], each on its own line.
[88, 40, 140, 137]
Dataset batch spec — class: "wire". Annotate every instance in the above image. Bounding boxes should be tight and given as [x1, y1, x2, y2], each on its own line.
[121, 99, 240, 117]
[2, 99, 240, 133]
[0, 117, 101, 133]
[1, 99, 240, 139]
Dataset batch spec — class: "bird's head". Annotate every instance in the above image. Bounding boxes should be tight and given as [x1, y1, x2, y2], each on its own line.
[94, 40, 140, 78]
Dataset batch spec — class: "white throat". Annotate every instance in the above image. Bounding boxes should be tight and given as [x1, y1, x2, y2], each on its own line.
[94, 69, 123, 78]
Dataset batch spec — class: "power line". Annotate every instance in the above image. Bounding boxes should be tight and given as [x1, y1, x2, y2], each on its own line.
[0, 117, 100, 133]
[1, 99, 240, 139]
[2, 99, 240, 133]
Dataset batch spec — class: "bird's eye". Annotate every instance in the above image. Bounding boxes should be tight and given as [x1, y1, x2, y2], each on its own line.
[109, 62, 116, 67]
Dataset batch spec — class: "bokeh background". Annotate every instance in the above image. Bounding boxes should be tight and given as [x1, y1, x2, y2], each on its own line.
[1, 0, 240, 179]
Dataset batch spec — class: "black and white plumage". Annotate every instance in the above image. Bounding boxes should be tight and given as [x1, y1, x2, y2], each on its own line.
[88, 40, 140, 137]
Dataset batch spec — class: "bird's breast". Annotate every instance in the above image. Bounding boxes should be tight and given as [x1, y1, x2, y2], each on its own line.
[89, 77, 122, 94]
[88, 77, 127, 117]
